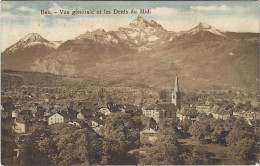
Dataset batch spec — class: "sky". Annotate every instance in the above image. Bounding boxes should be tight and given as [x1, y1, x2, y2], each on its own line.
[1, 1, 259, 51]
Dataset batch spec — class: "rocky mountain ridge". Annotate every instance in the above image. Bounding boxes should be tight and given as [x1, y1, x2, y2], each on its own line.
[1, 16, 259, 91]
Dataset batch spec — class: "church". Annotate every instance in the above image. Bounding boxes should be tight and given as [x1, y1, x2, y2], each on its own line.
[143, 77, 181, 123]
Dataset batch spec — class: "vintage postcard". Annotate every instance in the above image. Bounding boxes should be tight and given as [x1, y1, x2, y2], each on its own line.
[1, 1, 259, 165]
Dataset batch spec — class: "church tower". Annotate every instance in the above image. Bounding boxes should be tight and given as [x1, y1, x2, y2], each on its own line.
[172, 76, 181, 109]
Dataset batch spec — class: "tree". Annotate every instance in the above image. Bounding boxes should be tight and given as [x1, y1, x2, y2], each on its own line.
[226, 117, 258, 164]
[179, 118, 192, 138]
[159, 90, 167, 100]
[97, 88, 105, 101]
[139, 119, 183, 165]
[224, 116, 237, 131]
[104, 91, 113, 102]
[101, 112, 140, 164]
[210, 119, 226, 144]
[244, 100, 252, 110]
[187, 146, 210, 165]
[229, 138, 258, 164]
[189, 120, 211, 142]
[26, 124, 102, 165]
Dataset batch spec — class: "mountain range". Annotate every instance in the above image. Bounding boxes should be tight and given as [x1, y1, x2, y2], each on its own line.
[1, 16, 259, 91]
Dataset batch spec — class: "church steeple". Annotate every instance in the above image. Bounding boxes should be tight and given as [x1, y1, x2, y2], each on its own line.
[174, 76, 179, 92]
[172, 76, 181, 109]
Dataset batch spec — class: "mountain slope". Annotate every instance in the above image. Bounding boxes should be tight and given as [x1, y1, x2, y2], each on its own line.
[1, 33, 59, 71]
[87, 38, 259, 91]
[1, 16, 259, 91]
[31, 16, 173, 75]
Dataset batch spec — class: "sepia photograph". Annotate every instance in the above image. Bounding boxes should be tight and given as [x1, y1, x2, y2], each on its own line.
[1, 1, 259, 165]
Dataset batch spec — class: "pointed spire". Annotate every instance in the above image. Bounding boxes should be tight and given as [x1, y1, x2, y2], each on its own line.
[174, 76, 179, 92]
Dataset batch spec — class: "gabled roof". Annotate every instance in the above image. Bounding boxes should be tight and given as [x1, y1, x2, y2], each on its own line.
[180, 107, 199, 116]
[145, 103, 178, 112]
[50, 112, 65, 118]
[79, 109, 92, 117]
[123, 104, 140, 112]
[19, 110, 33, 115]
[145, 104, 161, 110]
[140, 127, 157, 134]
[157, 103, 178, 112]
[210, 106, 231, 115]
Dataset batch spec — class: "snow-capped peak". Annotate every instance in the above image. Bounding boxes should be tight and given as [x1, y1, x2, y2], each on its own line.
[188, 22, 225, 36]
[195, 22, 212, 29]
[19, 33, 46, 43]
[4, 33, 57, 53]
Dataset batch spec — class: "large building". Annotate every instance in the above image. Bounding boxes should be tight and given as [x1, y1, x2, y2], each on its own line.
[143, 103, 178, 123]
[143, 77, 181, 123]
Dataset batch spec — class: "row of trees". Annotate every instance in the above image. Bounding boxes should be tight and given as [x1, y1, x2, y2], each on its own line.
[19, 112, 142, 165]
[187, 114, 258, 164]
[226, 118, 258, 163]
[18, 112, 258, 165]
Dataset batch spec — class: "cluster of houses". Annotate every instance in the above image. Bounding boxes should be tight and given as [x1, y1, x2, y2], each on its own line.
[140, 77, 258, 145]
[1, 97, 143, 136]
[1, 77, 258, 147]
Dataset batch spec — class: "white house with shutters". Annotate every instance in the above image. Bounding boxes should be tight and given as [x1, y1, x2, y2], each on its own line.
[48, 113, 64, 125]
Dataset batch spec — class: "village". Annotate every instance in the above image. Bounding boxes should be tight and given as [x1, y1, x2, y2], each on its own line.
[1, 77, 259, 165]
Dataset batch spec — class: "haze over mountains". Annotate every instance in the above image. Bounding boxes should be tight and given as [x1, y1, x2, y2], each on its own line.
[1, 16, 259, 91]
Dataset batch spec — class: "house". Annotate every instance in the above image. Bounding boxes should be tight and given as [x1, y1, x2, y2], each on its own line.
[1, 104, 12, 118]
[143, 104, 161, 122]
[143, 103, 178, 123]
[176, 106, 199, 123]
[92, 110, 106, 120]
[107, 102, 121, 113]
[48, 113, 64, 125]
[77, 109, 92, 120]
[2, 110, 9, 118]
[91, 118, 104, 133]
[195, 104, 212, 115]
[140, 127, 157, 145]
[74, 101, 95, 111]
[121, 104, 142, 116]
[98, 107, 111, 116]
[210, 106, 232, 120]
[12, 110, 19, 118]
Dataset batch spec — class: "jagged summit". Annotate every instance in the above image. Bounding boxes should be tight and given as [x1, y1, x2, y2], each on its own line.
[129, 15, 147, 26]
[129, 16, 166, 31]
